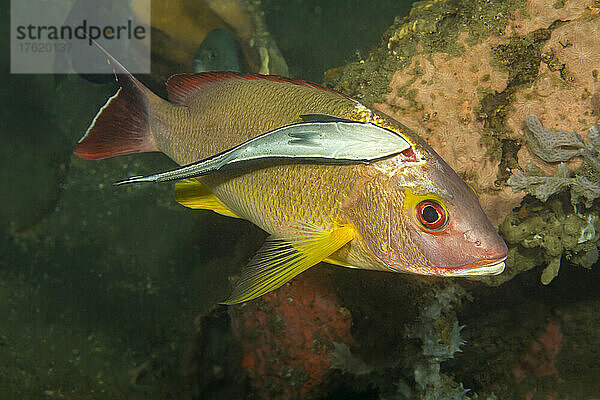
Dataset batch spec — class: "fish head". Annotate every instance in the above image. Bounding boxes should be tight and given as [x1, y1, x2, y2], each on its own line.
[354, 152, 508, 277]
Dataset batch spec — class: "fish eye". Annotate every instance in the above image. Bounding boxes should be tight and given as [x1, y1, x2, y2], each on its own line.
[415, 200, 447, 231]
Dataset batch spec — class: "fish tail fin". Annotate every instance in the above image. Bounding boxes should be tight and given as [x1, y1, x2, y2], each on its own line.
[74, 44, 163, 160]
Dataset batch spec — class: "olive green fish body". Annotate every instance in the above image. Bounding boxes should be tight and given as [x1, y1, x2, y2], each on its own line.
[155, 75, 358, 164]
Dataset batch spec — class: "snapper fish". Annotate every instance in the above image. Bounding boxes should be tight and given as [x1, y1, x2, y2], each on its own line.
[74, 57, 508, 305]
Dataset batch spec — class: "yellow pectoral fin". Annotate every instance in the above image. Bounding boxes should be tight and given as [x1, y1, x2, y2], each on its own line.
[221, 223, 356, 305]
[174, 179, 241, 218]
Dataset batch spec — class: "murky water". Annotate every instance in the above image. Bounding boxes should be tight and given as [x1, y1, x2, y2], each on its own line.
[2, 0, 600, 399]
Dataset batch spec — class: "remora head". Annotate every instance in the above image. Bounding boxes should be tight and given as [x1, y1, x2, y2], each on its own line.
[353, 145, 508, 277]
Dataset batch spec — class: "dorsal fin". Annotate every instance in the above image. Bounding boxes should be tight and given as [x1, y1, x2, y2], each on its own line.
[166, 72, 351, 106]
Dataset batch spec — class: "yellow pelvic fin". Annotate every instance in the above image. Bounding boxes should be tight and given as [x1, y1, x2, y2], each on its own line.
[323, 256, 360, 269]
[221, 223, 356, 305]
[174, 179, 240, 218]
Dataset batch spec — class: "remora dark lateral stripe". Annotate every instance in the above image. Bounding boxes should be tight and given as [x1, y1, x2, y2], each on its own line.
[115, 118, 411, 185]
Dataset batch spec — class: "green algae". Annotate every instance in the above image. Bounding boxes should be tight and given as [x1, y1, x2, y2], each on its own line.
[491, 27, 555, 87]
[324, 0, 526, 105]
[496, 194, 600, 284]
[477, 24, 567, 184]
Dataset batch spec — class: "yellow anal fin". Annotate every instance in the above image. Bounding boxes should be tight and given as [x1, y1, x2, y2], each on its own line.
[175, 179, 241, 218]
[221, 223, 356, 305]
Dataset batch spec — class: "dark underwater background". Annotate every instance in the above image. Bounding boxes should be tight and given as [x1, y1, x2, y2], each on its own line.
[2, 0, 600, 399]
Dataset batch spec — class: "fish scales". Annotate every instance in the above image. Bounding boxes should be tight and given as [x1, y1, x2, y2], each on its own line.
[154, 77, 372, 238]
[155, 77, 358, 164]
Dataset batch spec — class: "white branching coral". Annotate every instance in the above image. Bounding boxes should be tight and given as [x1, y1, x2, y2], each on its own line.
[508, 115, 600, 208]
[407, 285, 471, 400]
[328, 342, 373, 376]
[524, 115, 586, 162]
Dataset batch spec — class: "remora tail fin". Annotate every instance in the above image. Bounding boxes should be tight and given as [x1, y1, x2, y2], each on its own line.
[74, 42, 161, 160]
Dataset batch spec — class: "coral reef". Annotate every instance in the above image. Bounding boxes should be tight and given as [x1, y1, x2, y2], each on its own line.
[315, 5, 600, 396]
[511, 318, 564, 385]
[448, 277, 600, 399]
[496, 194, 599, 284]
[374, 34, 516, 226]
[326, 0, 599, 216]
[524, 115, 589, 163]
[228, 270, 355, 400]
[325, 0, 600, 285]
[501, 115, 600, 284]
[7, 0, 600, 399]
[326, 0, 536, 227]
[507, 16, 600, 175]
[408, 286, 466, 361]
[507, 0, 586, 35]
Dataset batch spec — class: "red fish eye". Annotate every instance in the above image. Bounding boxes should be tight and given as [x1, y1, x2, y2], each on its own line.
[415, 200, 447, 231]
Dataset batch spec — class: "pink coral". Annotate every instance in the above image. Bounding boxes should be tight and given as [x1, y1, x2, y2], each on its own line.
[512, 319, 564, 384]
[376, 7, 599, 228]
[229, 270, 354, 400]
[507, 0, 587, 36]
[507, 17, 600, 177]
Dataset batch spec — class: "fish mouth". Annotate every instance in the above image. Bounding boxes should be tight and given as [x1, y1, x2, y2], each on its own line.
[436, 257, 507, 277]
[446, 260, 506, 276]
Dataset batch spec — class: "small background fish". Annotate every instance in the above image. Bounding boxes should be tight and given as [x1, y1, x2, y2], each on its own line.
[193, 29, 242, 73]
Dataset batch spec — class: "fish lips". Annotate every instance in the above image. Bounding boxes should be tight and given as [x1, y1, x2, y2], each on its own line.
[432, 255, 507, 276]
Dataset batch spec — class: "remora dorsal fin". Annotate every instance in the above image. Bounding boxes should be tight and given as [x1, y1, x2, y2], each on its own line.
[166, 72, 351, 106]
[174, 179, 240, 218]
[300, 114, 356, 123]
[221, 223, 356, 305]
